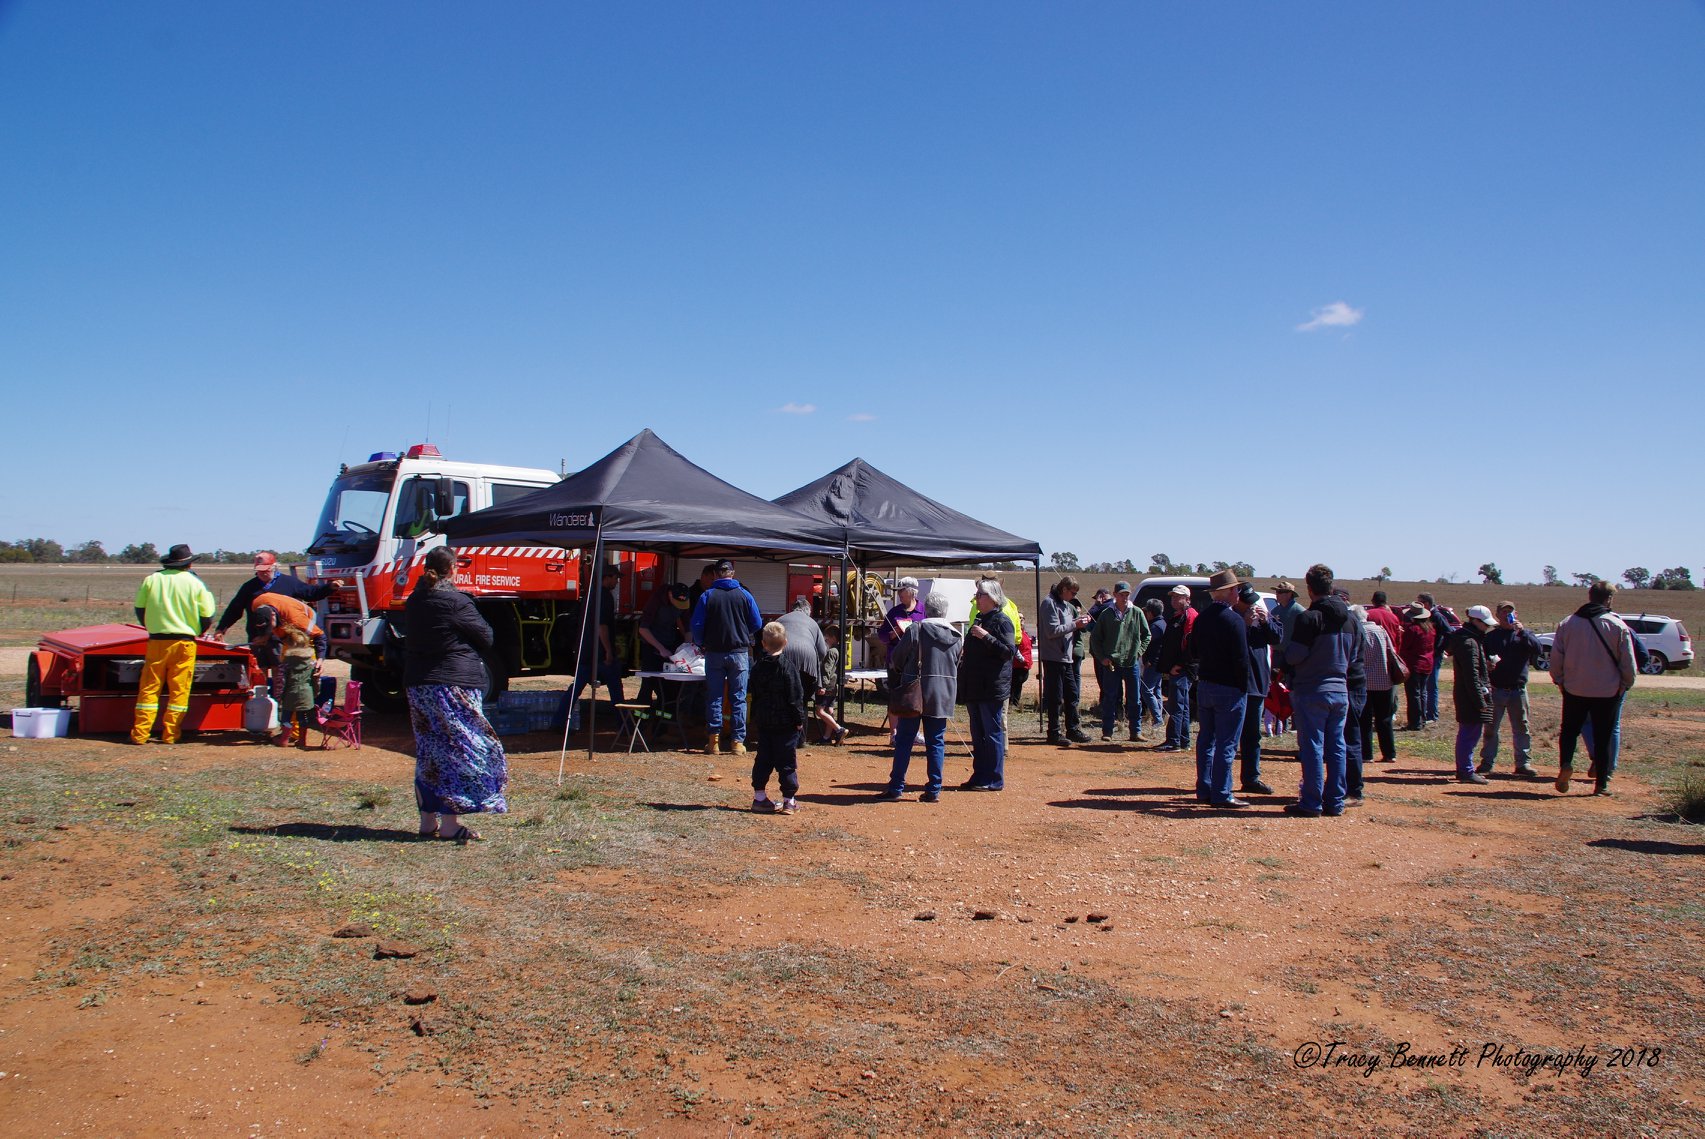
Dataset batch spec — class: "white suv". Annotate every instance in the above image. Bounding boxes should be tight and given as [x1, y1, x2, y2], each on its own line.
[1534, 613, 1692, 676]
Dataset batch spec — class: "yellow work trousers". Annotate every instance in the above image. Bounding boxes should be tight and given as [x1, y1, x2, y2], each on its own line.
[132, 639, 197, 744]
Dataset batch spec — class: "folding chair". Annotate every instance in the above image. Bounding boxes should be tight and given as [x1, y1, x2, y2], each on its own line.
[613, 702, 653, 754]
[319, 680, 363, 750]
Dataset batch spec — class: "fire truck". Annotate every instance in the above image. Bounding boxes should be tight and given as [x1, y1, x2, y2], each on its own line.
[304, 445, 655, 707]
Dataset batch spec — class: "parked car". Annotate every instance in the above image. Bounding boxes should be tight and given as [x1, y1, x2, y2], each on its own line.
[1133, 576, 1276, 615]
[1532, 613, 1690, 676]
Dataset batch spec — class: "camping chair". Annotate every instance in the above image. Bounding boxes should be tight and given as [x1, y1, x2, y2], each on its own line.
[319, 680, 363, 750]
[613, 702, 654, 754]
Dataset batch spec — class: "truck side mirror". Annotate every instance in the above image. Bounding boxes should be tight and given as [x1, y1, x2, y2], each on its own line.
[433, 477, 455, 517]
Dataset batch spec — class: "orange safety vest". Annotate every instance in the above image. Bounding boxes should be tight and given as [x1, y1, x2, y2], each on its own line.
[250, 591, 323, 637]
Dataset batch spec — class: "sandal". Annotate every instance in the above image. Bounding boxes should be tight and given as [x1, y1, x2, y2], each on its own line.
[442, 825, 483, 845]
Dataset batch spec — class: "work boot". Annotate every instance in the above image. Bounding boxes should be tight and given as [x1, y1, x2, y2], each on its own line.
[1046, 731, 1066, 746]
[731, 740, 747, 756]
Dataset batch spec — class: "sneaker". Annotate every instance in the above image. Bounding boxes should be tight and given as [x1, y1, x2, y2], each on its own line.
[875, 789, 904, 802]
[1555, 768, 1572, 793]
[1343, 795, 1365, 807]
[1457, 772, 1489, 785]
[1515, 765, 1544, 780]
[832, 727, 848, 746]
[779, 798, 798, 815]
[751, 797, 777, 814]
[731, 740, 748, 756]
[1591, 786, 1613, 798]
[1067, 729, 1093, 744]
[1046, 732, 1066, 747]
[919, 790, 940, 803]
[1242, 780, 1275, 796]
[1100, 731, 1114, 742]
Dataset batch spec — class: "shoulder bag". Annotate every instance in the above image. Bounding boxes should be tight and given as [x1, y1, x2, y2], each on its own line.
[888, 631, 925, 718]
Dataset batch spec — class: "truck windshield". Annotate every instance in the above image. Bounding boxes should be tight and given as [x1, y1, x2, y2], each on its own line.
[307, 469, 395, 558]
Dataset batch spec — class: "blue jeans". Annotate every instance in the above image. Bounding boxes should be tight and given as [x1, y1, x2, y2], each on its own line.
[554, 657, 625, 726]
[1139, 664, 1165, 730]
[889, 716, 947, 794]
[703, 649, 751, 742]
[966, 701, 1006, 788]
[1164, 673, 1192, 747]
[1293, 687, 1348, 814]
[1483, 687, 1532, 768]
[1239, 693, 1265, 784]
[1091, 659, 1113, 723]
[1194, 680, 1246, 803]
[1425, 660, 1444, 721]
[1454, 723, 1484, 775]
[1345, 690, 1366, 797]
[1100, 663, 1140, 737]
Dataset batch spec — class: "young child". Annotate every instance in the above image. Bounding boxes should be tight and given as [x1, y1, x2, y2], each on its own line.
[747, 621, 804, 814]
[275, 624, 319, 748]
[815, 625, 847, 745]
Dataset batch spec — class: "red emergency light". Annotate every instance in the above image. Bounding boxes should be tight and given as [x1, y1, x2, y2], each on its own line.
[406, 444, 442, 459]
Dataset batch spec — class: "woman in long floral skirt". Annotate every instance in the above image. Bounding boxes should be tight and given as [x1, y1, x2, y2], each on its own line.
[405, 546, 507, 843]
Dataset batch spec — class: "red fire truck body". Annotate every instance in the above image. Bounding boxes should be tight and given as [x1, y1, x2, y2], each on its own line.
[304, 445, 653, 704]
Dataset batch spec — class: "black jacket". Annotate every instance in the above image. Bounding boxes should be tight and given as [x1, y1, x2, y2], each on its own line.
[1190, 602, 1249, 691]
[958, 609, 1015, 705]
[1450, 625, 1493, 724]
[404, 583, 494, 689]
[1484, 625, 1542, 689]
[748, 652, 805, 731]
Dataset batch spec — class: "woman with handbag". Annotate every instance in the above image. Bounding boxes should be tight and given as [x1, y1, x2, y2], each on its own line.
[878, 591, 962, 802]
[958, 581, 1016, 792]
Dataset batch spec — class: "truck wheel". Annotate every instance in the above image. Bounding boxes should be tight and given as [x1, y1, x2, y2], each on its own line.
[26, 656, 65, 708]
[351, 663, 406, 711]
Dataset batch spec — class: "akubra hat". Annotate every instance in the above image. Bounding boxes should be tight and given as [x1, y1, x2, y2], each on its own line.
[1207, 568, 1242, 592]
[160, 543, 198, 568]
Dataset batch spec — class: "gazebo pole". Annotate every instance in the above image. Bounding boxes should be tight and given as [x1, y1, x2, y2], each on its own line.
[585, 534, 607, 764]
[1033, 560, 1043, 734]
[835, 543, 850, 730]
[558, 529, 604, 783]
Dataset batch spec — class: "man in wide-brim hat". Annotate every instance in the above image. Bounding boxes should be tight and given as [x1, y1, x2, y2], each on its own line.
[131, 543, 217, 745]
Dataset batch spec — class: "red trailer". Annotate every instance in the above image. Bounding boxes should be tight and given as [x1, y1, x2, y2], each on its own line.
[26, 624, 265, 736]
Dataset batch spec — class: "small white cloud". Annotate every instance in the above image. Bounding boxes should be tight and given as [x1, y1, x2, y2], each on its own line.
[775, 402, 817, 415]
[848, 412, 876, 422]
[1296, 301, 1364, 332]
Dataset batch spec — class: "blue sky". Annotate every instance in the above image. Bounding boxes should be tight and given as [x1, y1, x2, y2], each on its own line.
[2, 2, 1700, 583]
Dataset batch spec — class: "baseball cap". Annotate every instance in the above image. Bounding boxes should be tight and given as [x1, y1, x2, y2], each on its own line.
[1169, 584, 1191, 598]
[1113, 581, 1132, 594]
[1466, 604, 1497, 624]
[253, 552, 278, 568]
[1272, 580, 1297, 594]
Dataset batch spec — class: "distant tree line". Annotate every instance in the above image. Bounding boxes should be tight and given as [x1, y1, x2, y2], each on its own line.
[0, 539, 305, 565]
[1049, 551, 1257, 578]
